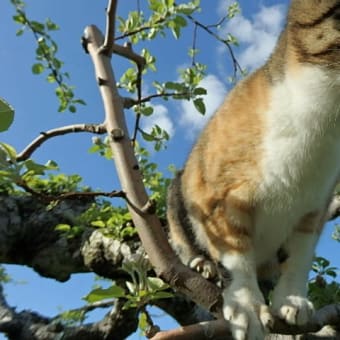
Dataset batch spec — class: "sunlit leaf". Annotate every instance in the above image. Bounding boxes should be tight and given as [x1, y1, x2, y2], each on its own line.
[84, 285, 126, 303]
[0, 98, 14, 132]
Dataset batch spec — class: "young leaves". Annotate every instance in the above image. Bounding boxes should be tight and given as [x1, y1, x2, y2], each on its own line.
[0, 98, 14, 132]
[12, 7, 85, 112]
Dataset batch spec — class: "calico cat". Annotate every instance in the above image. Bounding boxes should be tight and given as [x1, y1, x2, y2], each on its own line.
[167, 0, 340, 339]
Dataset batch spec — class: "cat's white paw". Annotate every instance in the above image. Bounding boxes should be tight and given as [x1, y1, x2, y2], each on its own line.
[223, 292, 273, 340]
[189, 256, 217, 279]
[273, 295, 314, 325]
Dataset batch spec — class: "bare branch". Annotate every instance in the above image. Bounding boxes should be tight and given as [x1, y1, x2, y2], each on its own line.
[112, 43, 146, 67]
[0, 194, 137, 281]
[16, 123, 106, 162]
[186, 14, 243, 78]
[83, 23, 222, 315]
[0, 283, 138, 340]
[101, 0, 118, 55]
[122, 92, 192, 109]
[52, 300, 115, 320]
[151, 304, 340, 340]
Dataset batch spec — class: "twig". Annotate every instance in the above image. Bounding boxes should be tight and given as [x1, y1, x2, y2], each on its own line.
[186, 14, 242, 79]
[16, 123, 106, 162]
[122, 92, 192, 109]
[53, 300, 115, 321]
[101, 0, 117, 55]
[15, 176, 126, 203]
[191, 22, 198, 66]
[112, 43, 146, 67]
[98, 1, 146, 144]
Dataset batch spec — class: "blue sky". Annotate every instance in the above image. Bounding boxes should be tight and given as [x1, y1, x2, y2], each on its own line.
[0, 0, 339, 339]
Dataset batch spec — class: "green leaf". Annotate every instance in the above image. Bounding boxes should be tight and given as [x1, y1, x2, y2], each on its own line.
[150, 291, 173, 299]
[45, 18, 59, 31]
[193, 98, 206, 115]
[141, 131, 155, 142]
[84, 285, 126, 303]
[141, 106, 154, 116]
[91, 220, 106, 228]
[138, 312, 149, 332]
[147, 277, 169, 291]
[30, 20, 44, 33]
[55, 224, 71, 232]
[194, 87, 207, 95]
[0, 98, 14, 132]
[24, 159, 48, 175]
[13, 13, 26, 24]
[68, 105, 76, 113]
[32, 63, 45, 74]
[16, 28, 25, 36]
[0, 142, 17, 162]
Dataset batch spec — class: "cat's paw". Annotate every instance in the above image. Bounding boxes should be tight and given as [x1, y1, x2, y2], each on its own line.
[223, 294, 274, 340]
[189, 255, 217, 279]
[273, 295, 314, 325]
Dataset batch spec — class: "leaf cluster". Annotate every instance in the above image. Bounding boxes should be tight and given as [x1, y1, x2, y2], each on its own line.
[11, 4, 85, 112]
[84, 255, 172, 311]
[309, 257, 340, 309]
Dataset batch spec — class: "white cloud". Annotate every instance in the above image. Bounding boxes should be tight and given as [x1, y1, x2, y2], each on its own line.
[180, 74, 227, 137]
[141, 104, 175, 137]
[220, 3, 286, 71]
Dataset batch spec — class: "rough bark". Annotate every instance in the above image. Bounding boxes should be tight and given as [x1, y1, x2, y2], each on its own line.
[0, 284, 138, 340]
[0, 194, 141, 281]
[2, 193, 339, 340]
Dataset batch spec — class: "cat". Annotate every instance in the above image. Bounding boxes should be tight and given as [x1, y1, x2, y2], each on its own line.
[166, 0, 340, 339]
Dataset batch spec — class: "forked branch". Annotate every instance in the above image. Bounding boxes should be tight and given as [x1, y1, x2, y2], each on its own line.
[16, 123, 106, 162]
[83, 0, 223, 317]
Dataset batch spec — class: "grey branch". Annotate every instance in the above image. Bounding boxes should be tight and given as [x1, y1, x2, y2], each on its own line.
[0, 284, 138, 340]
[16, 123, 106, 162]
[151, 304, 340, 339]
[0, 194, 140, 281]
[101, 0, 117, 55]
[84, 23, 223, 315]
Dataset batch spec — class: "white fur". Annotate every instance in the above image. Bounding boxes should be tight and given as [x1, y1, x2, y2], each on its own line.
[221, 253, 273, 340]
[255, 65, 340, 263]
[271, 231, 318, 324]
[221, 66, 340, 338]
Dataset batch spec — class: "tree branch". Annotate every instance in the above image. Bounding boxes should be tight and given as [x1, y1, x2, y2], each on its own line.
[0, 283, 138, 340]
[122, 92, 192, 109]
[112, 43, 146, 67]
[0, 194, 140, 281]
[16, 123, 106, 162]
[151, 304, 340, 340]
[186, 14, 242, 78]
[83, 20, 223, 315]
[101, 0, 117, 55]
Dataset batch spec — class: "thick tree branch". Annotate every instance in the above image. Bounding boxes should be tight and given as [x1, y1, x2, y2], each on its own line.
[83, 22, 223, 315]
[16, 123, 106, 162]
[0, 283, 138, 340]
[0, 194, 140, 281]
[151, 304, 340, 340]
[1, 192, 339, 338]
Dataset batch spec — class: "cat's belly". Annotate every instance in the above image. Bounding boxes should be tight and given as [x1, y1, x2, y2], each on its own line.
[253, 131, 340, 264]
